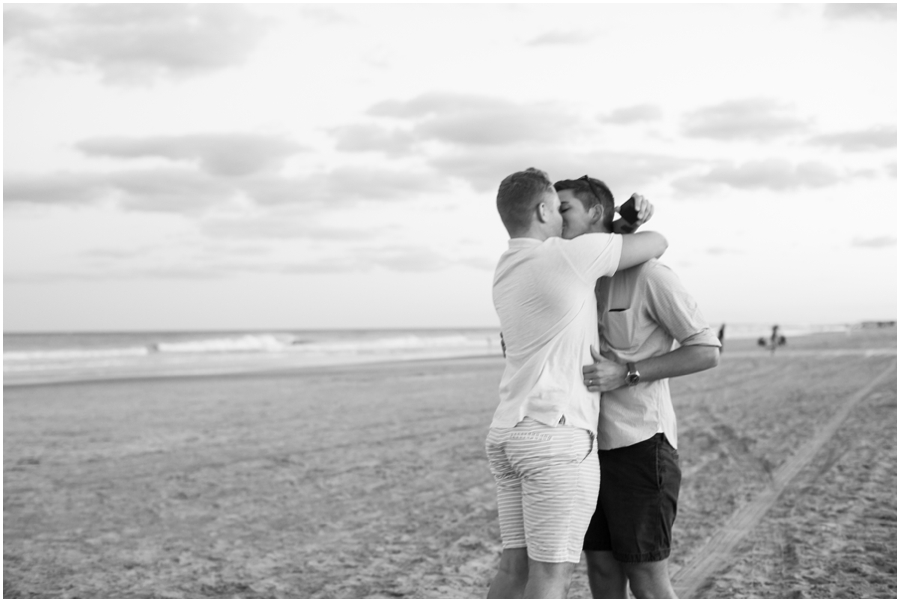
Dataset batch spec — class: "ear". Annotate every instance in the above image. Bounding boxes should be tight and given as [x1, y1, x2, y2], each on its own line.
[590, 204, 605, 226]
[536, 201, 549, 223]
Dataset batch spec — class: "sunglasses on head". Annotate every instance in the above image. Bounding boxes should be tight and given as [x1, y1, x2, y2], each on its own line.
[577, 175, 605, 205]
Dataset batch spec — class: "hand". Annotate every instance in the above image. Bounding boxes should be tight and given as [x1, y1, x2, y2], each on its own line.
[615, 193, 654, 233]
[582, 346, 628, 392]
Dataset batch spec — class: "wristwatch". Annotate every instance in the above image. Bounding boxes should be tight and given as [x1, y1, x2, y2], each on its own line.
[625, 362, 641, 386]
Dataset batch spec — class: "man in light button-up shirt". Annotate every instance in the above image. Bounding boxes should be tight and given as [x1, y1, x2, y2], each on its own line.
[557, 176, 721, 599]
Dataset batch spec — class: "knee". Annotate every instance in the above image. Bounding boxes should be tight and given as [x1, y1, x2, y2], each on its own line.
[586, 553, 622, 581]
[528, 559, 574, 581]
[497, 548, 529, 580]
[624, 562, 675, 599]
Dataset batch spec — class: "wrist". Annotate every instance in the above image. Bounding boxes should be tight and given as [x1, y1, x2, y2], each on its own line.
[616, 363, 629, 388]
[612, 218, 637, 235]
[625, 361, 642, 386]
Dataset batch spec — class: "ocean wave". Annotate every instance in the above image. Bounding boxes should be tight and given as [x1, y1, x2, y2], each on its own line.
[292, 334, 495, 354]
[154, 334, 295, 354]
[4, 346, 151, 362]
[3, 333, 501, 365]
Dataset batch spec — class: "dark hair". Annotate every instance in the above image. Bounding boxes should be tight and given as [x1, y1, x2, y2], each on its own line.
[554, 176, 615, 231]
[496, 168, 555, 234]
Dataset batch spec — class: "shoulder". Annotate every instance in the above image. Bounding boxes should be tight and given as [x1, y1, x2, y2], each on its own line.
[637, 260, 694, 301]
[555, 232, 618, 248]
[545, 233, 620, 258]
[642, 260, 680, 285]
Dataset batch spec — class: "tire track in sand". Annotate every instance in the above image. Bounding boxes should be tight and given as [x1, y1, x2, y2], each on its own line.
[671, 358, 896, 599]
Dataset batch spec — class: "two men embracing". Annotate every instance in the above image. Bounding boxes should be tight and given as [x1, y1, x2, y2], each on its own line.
[486, 168, 720, 598]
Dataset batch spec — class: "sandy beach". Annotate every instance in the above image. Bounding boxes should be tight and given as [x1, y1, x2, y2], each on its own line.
[3, 327, 896, 598]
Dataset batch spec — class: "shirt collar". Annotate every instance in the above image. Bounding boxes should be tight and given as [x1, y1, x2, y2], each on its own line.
[508, 237, 543, 249]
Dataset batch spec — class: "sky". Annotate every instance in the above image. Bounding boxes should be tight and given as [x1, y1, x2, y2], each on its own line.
[3, 3, 897, 332]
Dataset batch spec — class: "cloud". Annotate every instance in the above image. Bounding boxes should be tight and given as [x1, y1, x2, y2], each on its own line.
[417, 108, 577, 146]
[823, 4, 897, 21]
[526, 30, 594, 46]
[6, 165, 446, 213]
[5, 263, 235, 283]
[672, 159, 844, 193]
[887, 162, 897, 178]
[602, 105, 663, 124]
[200, 216, 380, 241]
[362, 92, 582, 147]
[851, 235, 897, 249]
[242, 167, 447, 206]
[107, 169, 239, 212]
[298, 6, 354, 24]
[457, 256, 496, 271]
[3, 172, 109, 204]
[3, 6, 48, 42]
[76, 134, 306, 176]
[330, 124, 417, 156]
[431, 148, 692, 195]
[368, 93, 510, 118]
[682, 99, 811, 141]
[808, 125, 896, 152]
[5, 168, 238, 213]
[306, 167, 447, 203]
[4, 4, 269, 84]
[361, 246, 450, 272]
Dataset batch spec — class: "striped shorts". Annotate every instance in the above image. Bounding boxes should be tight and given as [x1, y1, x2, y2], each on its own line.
[485, 417, 599, 564]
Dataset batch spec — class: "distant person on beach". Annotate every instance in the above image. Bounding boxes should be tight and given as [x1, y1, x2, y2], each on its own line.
[759, 325, 786, 353]
[718, 324, 725, 352]
[486, 168, 667, 598]
[556, 175, 721, 599]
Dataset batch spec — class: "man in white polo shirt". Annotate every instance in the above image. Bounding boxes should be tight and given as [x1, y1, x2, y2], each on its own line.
[556, 175, 721, 599]
[485, 168, 669, 599]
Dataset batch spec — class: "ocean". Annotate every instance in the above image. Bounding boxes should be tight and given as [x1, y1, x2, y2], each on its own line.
[3, 323, 853, 387]
[3, 328, 505, 386]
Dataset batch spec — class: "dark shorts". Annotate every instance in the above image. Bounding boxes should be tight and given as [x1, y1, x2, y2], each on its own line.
[582, 433, 681, 563]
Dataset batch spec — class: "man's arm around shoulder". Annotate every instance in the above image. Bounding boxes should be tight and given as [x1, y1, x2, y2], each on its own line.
[617, 232, 667, 272]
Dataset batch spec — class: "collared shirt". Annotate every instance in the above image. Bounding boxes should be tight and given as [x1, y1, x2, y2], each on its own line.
[491, 233, 623, 435]
[596, 259, 720, 450]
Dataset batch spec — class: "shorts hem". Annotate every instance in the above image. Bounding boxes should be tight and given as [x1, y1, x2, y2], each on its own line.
[613, 548, 671, 564]
[527, 549, 583, 564]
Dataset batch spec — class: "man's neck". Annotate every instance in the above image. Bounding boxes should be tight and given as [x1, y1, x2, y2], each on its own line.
[511, 224, 554, 241]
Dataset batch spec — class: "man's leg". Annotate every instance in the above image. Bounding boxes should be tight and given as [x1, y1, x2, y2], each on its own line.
[624, 559, 677, 599]
[487, 548, 529, 598]
[485, 428, 528, 597]
[515, 419, 599, 598]
[524, 559, 576, 598]
[584, 550, 627, 599]
[594, 434, 682, 599]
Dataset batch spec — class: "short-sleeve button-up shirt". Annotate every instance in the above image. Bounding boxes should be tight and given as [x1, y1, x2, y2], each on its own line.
[595, 259, 720, 450]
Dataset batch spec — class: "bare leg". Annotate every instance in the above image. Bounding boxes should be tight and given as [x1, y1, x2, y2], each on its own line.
[487, 548, 529, 598]
[585, 550, 628, 599]
[523, 558, 576, 599]
[624, 559, 678, 599]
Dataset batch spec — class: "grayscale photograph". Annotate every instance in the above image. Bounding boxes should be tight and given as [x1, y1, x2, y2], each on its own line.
[4, 3, 897, 599]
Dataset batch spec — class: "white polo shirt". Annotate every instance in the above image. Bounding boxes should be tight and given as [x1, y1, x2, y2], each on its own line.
[491, 233, 623, 435]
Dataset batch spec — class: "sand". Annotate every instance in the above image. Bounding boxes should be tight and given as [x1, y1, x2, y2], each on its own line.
[3, 328, 897, 598]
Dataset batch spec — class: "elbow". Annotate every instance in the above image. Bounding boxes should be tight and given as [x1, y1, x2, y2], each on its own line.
[655, 234, 668, 258]
[706, 347, 720, 370]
